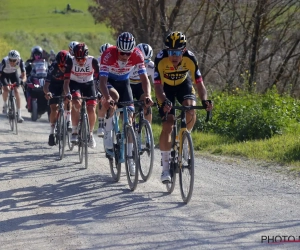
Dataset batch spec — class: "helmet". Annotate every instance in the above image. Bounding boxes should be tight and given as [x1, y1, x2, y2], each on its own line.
[68, 41, 79, 56]
[31, 46, 43, 59]
[116, 32, 136, 52]
[136, 43, 153, 60]
[164, 31, 187, 50]
[55, 50, 69, 66]
[99, 43, 112, 54]
[8, 50, 20, 60]
[50, 49, 55, 55]
[73, 43, 89, 59]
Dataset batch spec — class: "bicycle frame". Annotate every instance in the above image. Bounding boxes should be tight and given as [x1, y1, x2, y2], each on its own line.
[106, 105, 130, 163]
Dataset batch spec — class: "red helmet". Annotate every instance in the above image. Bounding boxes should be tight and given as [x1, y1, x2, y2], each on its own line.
[73, 43, 89, 59]
[55, 50, 69, 66]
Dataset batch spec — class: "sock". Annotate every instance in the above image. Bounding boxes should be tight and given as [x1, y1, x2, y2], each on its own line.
[50, 123, 55, 134]
[161, 151, 170, 171]
[104, 116, 113, 131]
[72, 126, 77, 134]
[127, 143, 133, 157]
[18, 109, 21, 117]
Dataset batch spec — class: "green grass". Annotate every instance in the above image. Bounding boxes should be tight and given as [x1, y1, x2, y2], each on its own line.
[0, 0, 114, 59]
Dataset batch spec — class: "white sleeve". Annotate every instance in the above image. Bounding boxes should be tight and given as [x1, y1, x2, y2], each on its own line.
[147, 61, 155, 84]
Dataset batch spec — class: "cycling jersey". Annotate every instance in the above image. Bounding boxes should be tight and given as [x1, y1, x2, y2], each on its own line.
[64, 56, 99, 83]
[46, 62, 65, 82]
[129, 60, 155, 84]
[0, 56, 25, 74]
[100, 46, 146, 81]
[154, 49, 203, 86]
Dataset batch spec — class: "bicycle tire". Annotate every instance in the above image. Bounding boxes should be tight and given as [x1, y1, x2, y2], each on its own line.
[31, 99, 38, 121]
[58, 111, 66, 160]
[124, 124, 139, 191]
[179, 131, 195, 204]
[166, 129, 177, 193]
[67, 131, 74, 151]
[13, 97, 18, 135]
[109, 129, 121, 182]
[138, 120, 154, 181]
[8, 96, 13, 131]
[78, 114, 89, 168]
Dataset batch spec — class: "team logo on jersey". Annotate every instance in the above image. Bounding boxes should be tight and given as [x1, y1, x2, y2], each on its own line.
[188, 50, 195, 56]
[102, 51, 112, 64]
[154, 72, 159, 79]
[74, 65, 90, 72]
[156, 50, 164, 59]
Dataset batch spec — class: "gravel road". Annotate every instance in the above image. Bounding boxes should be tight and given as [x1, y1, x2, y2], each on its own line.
[1, 93, 300, 250]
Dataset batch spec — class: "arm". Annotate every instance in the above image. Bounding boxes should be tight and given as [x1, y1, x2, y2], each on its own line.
[99, 75, 110, 100]
[140, 73, 151, 98]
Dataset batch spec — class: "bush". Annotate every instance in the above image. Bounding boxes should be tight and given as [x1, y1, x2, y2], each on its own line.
[195, 88, 300, 141]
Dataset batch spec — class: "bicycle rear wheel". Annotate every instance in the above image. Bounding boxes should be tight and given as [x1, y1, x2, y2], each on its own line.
[8, 96, 18, 134]
[166, 154, 177, 193]
[67, 131, 74, 151]
[138, 120, 154, 181]
[125, 124, 139, 191]
[109, 130, 121, 182]
[179, 131, 195, 204]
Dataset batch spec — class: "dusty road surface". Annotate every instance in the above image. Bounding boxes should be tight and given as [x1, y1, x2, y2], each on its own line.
[1, 93, 300, 250]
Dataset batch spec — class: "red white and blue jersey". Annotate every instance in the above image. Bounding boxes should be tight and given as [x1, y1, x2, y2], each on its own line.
[100, 46, 146, 81]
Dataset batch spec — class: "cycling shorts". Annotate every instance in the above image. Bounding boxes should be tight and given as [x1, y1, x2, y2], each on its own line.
[108, 78, 133, 108]
[0, 71, 21, 87]
[70, 80, 96, 106]
[158, 77, 196, 118]
[49, 80, 64, 105]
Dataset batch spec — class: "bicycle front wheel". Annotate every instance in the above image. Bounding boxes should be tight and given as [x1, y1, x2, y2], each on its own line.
[179, 131, 195, 204]
[78, 115, 89, 168]
[109, 130, 121, 182]
[58, 111, 66, 160]
[125, 124, 139, 191]
[138, 120, 154, 181]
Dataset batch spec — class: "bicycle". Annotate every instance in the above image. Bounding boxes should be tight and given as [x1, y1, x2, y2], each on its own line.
[132, 100, 156, 182]
[164, 102, 212, 204]
[72, 96, 96, 169]
[51, 95, 68, 160]
[105, 101, 139, 191]
[7, 83, 19, 135]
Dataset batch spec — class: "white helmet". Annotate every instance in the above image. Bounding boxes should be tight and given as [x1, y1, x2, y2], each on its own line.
[8, 50, 20, 60]
[99, 43, 112, 54]
[68, 41, 79, 56]
[116, 32, 136, 52]
[136, 43, 153, 60]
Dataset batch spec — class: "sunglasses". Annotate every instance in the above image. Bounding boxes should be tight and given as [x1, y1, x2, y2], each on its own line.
[119, 51, 132, 56]
[9, 59, 17, 62]
[144, 59, 150, 63]
[167, 50, 183, 56]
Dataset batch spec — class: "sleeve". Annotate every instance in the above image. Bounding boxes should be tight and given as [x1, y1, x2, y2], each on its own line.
[99, 51, 110, 77]
[0, 59, 6, 73]
[154, 50, 164, 85]
[186, 50, 203, 84]
[92, 57, 100, 79]
[64, 57, 73, 79]
[133, 48, 147, 75]
[19, 59, 26, 73]
[46, 64, 54, 82]
[147, 61, 155, 84]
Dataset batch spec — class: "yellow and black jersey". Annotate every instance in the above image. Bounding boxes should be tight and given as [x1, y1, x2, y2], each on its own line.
[154, 49, 203, 86]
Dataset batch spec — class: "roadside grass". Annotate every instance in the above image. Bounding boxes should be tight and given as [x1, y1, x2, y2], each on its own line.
[0, 0, 113, 58]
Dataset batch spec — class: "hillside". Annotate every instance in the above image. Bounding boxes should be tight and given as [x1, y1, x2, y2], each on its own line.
[0, 0, 114, 59]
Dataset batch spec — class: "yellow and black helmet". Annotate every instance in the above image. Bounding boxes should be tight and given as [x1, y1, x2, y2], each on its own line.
[164, 31, 187, 49]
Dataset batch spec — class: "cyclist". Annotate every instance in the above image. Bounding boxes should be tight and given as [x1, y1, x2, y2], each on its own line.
[63, 43, 100, 149]
[48, 49, 56, 65]
[44, 50, 72, 146]
[97, 42, 112, 137]
[68, 41, 79, 56]
[154, 31, 213, 183]
[129, 43, 155, 123]
[0, 50, 27, 122]
[99, 32, 153, 175]
[25, 46, 44, 76]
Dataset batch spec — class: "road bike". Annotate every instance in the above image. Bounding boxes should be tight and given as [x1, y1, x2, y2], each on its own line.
[105, 101, 139, 191]
[72, 96, 96, 169]
[165, 102, 212, 203]
[7, 83, 19, 135]
[132, 100, 155, 182]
